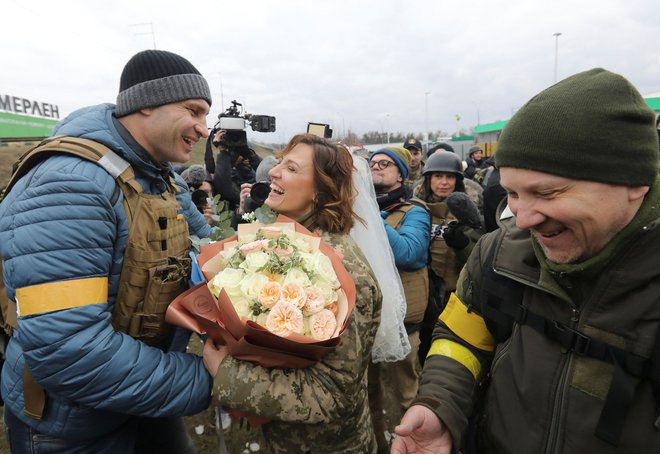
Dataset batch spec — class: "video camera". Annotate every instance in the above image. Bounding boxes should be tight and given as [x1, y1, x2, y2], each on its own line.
[209, 100, 276, 158]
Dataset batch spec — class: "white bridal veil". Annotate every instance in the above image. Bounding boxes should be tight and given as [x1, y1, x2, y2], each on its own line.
[349, 153, 411, 362]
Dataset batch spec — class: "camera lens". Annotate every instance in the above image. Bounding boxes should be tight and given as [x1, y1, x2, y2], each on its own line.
[250, 181, 271, 204]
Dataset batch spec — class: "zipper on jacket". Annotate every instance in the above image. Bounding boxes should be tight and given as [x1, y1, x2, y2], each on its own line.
[545, 297, 584, 454]
[544, 352, 573, 454]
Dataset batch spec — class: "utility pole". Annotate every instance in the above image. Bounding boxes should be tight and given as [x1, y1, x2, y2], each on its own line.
[553, 32, 562, 83]
[130, 22, 157, 49]
[424, 92, 430, 141]
[215, 73, 225, 109]
[386, 114, 390, 144]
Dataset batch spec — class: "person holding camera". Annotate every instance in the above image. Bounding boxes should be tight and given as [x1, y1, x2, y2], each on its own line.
[205, 129, 261, 211]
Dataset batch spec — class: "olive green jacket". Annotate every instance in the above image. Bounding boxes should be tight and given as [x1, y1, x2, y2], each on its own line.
[415, 179, 660, 453]
[212, 228, 382, 454]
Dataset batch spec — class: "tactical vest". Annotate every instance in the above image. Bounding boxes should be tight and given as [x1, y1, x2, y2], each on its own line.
[0, 136, 192, 418]
[384, 201, 429, 326]
[427, 202, 461, 292]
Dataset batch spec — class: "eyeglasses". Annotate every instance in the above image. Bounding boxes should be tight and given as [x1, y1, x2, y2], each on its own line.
[369, 159, 396, 170]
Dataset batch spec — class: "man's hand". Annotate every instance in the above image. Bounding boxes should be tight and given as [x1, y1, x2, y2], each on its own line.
[202, 338, 229, 376]
[391, 405, 453, 454]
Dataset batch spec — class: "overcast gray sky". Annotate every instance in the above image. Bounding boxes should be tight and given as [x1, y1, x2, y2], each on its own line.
[4, 0, 659, 144]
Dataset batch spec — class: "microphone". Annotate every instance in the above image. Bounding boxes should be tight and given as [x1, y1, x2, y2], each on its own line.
[446, 192, 482, 228]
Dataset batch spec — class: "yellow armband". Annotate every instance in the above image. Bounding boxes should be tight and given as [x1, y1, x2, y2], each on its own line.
[440, 293, 495, 351]
[427, 339, 482, 379]
[16, 277, 108, 316]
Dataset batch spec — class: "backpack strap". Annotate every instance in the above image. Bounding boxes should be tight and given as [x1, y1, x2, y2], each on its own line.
[479, 239, 659, 446]
[384, 197, 429, 230]
[7, 136, 139, 191]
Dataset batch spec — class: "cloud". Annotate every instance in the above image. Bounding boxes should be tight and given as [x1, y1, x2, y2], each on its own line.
[3, 0, 659, 143]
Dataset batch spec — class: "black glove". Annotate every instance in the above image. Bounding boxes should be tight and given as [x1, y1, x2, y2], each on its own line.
[442, 221, 470, 250]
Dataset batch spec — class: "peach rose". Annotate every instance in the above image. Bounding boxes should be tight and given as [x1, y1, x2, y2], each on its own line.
[239, 239, 267, 257]
[266, 301, 304, 337]
[259, 281, 282, 309]
[281, 282, 306, 308]
[302, 287, 326, 315]
[273, 245, 294, 257]
[309, 309, 337, 341]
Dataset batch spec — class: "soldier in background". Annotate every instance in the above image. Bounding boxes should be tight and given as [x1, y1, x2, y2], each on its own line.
[403, 137, 425, 186]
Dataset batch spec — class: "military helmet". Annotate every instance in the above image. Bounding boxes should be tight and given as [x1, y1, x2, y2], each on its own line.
[422, 151, 464, 179]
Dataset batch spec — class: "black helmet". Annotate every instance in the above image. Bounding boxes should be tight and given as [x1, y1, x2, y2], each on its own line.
[422, 152, 464, 179]
[427, 142, 455, 157]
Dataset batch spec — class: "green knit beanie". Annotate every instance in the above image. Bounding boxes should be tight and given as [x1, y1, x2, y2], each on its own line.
[496, 68, 659, 186]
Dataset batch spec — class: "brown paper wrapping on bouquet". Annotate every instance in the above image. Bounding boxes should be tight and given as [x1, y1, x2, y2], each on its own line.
[166, 215, 357, 369]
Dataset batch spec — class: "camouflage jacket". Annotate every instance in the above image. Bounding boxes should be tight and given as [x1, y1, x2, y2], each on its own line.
[212, 226, 382, 454]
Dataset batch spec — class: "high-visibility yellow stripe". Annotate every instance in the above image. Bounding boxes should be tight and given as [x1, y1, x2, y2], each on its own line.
[16, 277, 108, 316]
[439, 293, 495, 352]
[427, 339, 481, 379]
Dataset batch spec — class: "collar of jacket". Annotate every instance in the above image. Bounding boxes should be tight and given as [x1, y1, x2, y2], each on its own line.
[296, 210, 318, 233]
[376, 185, 410, 210]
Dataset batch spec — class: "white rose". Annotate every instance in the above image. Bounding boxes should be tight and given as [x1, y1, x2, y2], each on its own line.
[283, 267, 311, 288]
[232, 296, 252, 319]
[211, 268, 245, 299]
[240, 272, 270, 301]
[312, 278, 338, 304]
[310, 252, 339, 287]
[292, 235, 313, 253]
[238, 233, 258, 245]
[241, 250, 270, 272]
[219, 247, 238, 264]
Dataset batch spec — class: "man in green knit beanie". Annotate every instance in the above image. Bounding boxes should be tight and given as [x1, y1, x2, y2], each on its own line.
[394, 68, 660, 454]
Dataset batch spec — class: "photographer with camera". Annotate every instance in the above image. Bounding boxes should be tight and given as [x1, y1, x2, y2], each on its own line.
[206, 129, 260, 209]
[204, 100, 275, 213]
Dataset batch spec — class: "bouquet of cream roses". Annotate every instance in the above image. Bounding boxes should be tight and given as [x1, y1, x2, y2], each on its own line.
[166, 216, 355, 369]
[209, 224, 342, 341]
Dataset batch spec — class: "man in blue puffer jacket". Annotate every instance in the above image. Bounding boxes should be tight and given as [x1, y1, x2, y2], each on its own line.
[0, 50, 216, 453]
[367, 146, 431, 453]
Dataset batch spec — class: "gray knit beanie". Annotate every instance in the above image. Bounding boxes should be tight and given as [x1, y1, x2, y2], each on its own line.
[115, 50, 212, 117]
[496, 68, 658, 186]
